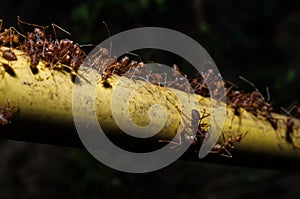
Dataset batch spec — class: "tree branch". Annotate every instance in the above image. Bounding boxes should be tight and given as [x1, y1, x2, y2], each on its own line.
[1, 47, 300, 170]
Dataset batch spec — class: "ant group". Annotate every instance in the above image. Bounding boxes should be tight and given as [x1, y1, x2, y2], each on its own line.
[17, 17, 86, 72]
[2, 18, 286, 157]
[1, 17, 87, 75]
[225, 76, 277, 129]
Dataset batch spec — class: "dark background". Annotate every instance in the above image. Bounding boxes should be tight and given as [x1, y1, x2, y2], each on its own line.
[1, 0, 300, 198]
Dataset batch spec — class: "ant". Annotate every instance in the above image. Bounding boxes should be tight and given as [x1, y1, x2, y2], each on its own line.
[100, 54, 139, 84]
[178, 108, 209, 145]
[189, 77, 209, 96]
[159, 107, 210, 148]
[285, 118, 294, 144]
[17, 17, 48, 71]
[280, 104, 299, 145]
[192, 109, 210, 141]
[210, 133, 247, 158]
[0, 25, 22, 48]
[0, 20, 22, 61]
[189, 69, 220, 97]
[127, 61, 150, 82]
[167, 64, 191, 92]
[95, 21, 155, 86]
[87, 21, 121, 84]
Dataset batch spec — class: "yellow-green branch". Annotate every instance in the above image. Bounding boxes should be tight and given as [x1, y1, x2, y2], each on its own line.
[1, 47, 300, 169]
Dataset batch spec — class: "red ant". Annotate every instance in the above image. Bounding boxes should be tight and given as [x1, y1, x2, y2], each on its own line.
[0, 20, 21, 61]
[281, 104, 299, 146]
[160, 64, 191, 93]
[94, 21, 158, 86]
[210, 133, 247, 158]
[126, 62, 189, 92]
[285, 118, 294, 144]
[189, 77, 209, 96]
[17, 17, 48, 71]
[188, 69, 219, 97]
[191, 109, 210, 143]
[159, 107, 210, 148]
[0, 25, 21, 48]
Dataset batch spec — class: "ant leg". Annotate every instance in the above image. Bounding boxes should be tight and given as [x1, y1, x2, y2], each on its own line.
[79, 44, 96, 48]
[154, 72, 168, 87]
[158, 131, 182, 149]
[8, 27, 14, 47]
[266, 86, 270, 102]
[220, 147, 233, 158]
[209, 144, 222, 154]
[17, 16, 46, 35]
[281, 107, 292, 116]
[238, 75, 265, 100]
[102, 21, 112, 57]
[162, 73, 168, 87]
[17, 16, 45, 29]
[10, 27, 26, 44]
[51, 23, 71, 40]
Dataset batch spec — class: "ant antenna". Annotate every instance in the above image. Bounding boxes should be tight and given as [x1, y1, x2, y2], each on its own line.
[17, 16, 45, 33]
[224, 80, 239, 89]
[0, 19, 3, 30]
[51, 23, 71, 40]
[281, 107, 292, 116]
[102, 21, 112, 57]
[79, 44, 96, 48]
[9, 26, 26, 38]
[266, 86, 270, 102]
[282, 101, 298, 116]
[238, 75, 265, 100]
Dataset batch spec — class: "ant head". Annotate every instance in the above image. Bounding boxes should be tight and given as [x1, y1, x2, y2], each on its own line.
[34, 28, 46, 39]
